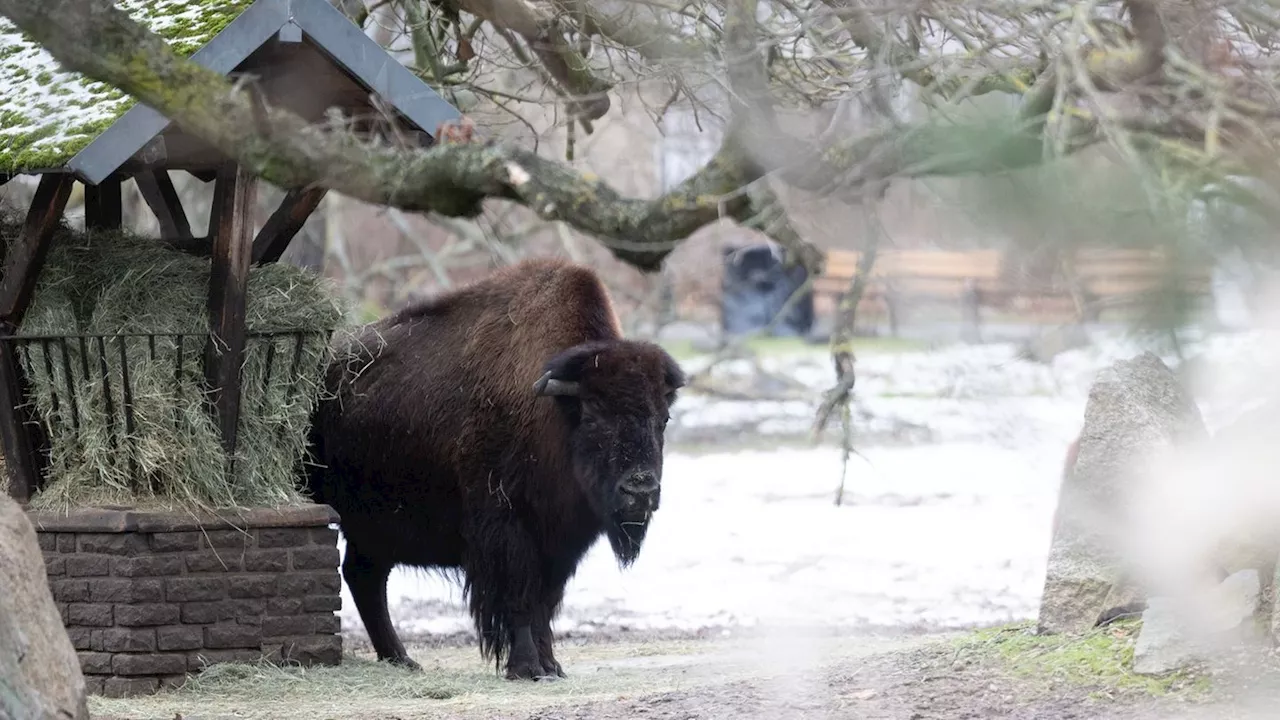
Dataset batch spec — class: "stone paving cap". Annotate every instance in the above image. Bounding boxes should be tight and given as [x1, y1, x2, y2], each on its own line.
[26, 504, 339, 533]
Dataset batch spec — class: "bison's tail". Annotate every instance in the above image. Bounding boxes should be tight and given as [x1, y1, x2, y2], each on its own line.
[462, 573, 514, 672]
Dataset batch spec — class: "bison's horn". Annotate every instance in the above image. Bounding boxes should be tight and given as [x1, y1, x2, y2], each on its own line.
[534, 372, 581, 397]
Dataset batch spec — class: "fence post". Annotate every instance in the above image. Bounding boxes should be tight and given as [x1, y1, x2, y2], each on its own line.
[204, 164, 257, 457]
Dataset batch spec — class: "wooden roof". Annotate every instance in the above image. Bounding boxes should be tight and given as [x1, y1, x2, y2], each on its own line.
[0, 0, 461, 183]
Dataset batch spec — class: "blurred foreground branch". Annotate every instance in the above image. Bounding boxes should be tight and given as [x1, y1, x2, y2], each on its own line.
[813, 205, 881, 507]
[7, 0, 1279, 278]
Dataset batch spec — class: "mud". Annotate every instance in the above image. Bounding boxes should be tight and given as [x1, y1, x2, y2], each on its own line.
[506, 639, 1280, 720]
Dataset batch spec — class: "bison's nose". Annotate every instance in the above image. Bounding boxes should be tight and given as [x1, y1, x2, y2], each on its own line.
[618, 471, 659, 500]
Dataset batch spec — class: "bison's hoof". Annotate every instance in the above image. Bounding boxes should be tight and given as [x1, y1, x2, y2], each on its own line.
[385, 655, 423, 672]
[541, 658, 566, 678]
[505, 657, 547, 681]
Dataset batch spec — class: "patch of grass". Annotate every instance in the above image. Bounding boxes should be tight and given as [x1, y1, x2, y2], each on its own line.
[954, 621, 1212, 700]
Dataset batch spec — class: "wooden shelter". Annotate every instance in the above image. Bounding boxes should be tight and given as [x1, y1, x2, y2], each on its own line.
[0, 0, 461, 503]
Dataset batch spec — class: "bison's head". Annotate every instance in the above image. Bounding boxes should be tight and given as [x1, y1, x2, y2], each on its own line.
[534, 340, 685, 566]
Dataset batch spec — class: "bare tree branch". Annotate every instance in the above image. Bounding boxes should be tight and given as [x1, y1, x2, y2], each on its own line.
[0, 0, 766, 272]
[4, 0, 1271, 278]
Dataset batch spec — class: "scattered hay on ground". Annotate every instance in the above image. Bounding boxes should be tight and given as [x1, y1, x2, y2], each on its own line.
[89, 640, 725, 720]
[0, 214, 351, 512]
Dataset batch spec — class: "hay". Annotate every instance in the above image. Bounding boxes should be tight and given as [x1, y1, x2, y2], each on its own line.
[0, 213, 350, 511]
[89, 640, 723, 720]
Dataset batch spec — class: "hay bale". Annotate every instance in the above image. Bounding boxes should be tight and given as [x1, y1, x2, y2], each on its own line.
[0, 214, 350, 511]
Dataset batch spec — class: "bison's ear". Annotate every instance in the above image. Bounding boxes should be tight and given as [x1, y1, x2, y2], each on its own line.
[533, 370, 580, 397]
[662, 352, 686, 405]
[534, 342, 605, 397]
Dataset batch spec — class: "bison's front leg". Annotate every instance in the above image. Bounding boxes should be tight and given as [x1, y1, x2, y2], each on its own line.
[504, 622, 544, 680]
[533, 590, 566, 678]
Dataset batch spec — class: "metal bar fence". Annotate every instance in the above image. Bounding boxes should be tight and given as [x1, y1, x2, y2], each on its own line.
[0, 330, 328, 498]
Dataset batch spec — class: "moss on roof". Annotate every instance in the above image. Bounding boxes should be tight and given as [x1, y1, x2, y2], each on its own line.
[0, 1, 255, 173]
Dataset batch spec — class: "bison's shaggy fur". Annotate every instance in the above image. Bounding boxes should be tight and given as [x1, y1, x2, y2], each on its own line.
[305, 259, 685, 679]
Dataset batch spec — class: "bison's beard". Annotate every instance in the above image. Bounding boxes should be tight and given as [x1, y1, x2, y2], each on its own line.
[606, 513, 651, 567]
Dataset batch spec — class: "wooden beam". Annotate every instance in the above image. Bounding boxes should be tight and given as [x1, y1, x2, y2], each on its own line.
[84, 178, 123, 231]
[0, 174, 73, 504]
[0, 174, 73, 324]
[203, 164, 257, 457]
[251, 187, 327, 265]
[163, 236, 213, 257]
[135, 170, 193, 240]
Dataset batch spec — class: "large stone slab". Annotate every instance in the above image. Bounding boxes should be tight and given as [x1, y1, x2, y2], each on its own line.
[1037, 351, 1206, 635]
[0, 494, 88, 719]
[1134, 569, 1261, 676]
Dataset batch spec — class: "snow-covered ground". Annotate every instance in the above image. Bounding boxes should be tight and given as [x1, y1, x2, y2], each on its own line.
[335, 327, 1276, 643]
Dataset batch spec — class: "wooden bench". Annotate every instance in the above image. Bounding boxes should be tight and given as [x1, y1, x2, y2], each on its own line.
[1067, 248, 1214, 319]
[814, 247, 1215, 333]
[814, 249, 1004, 339]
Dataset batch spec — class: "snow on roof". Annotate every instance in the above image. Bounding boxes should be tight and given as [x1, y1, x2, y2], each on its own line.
[0, 0, 254, 173]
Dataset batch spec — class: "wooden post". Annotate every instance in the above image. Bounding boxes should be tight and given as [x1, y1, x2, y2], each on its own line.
[885, 288, 901, 338]
[84, 178, 123, 231]
[251, 187, 328, 265]
[0, 174, 74, 503]
[204, 164, 256, 457]
[136, 170, 193, 240]
[960, 279, 982, 344]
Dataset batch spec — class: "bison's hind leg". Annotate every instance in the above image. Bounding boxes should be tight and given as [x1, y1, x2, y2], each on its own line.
[343, 543, 420, 671]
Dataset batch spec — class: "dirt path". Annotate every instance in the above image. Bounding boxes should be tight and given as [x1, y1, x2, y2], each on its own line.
[90, 624, 1280, 720]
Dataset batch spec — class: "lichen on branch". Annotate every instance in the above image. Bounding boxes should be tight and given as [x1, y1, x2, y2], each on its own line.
[0, 0, 772, 271]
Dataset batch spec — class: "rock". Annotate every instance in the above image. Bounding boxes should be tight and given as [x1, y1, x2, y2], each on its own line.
[1271, 561, 1280, 644]
[1133, 598, 1194, 675]
[1135, 570, 1262, 676]
[1205, 569, 1261, 633]
[1037, 351, 1206, 635]
[1206, 403, 1280, 582]
[1037, 548, 1116, 634]
[0, 494, 89, 720]
[1098, 575, 1147, 625]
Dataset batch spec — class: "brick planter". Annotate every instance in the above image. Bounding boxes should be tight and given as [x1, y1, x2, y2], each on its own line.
[28, 504, 343, 698]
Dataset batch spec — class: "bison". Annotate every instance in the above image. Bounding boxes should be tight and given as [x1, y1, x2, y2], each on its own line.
[304, 259, 685, 680]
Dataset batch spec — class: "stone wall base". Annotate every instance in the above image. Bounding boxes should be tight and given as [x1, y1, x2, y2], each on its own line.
[29, 504, 343, 697]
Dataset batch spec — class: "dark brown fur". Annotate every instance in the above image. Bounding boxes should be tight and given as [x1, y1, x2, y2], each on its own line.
[305, 259, 685, 679]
